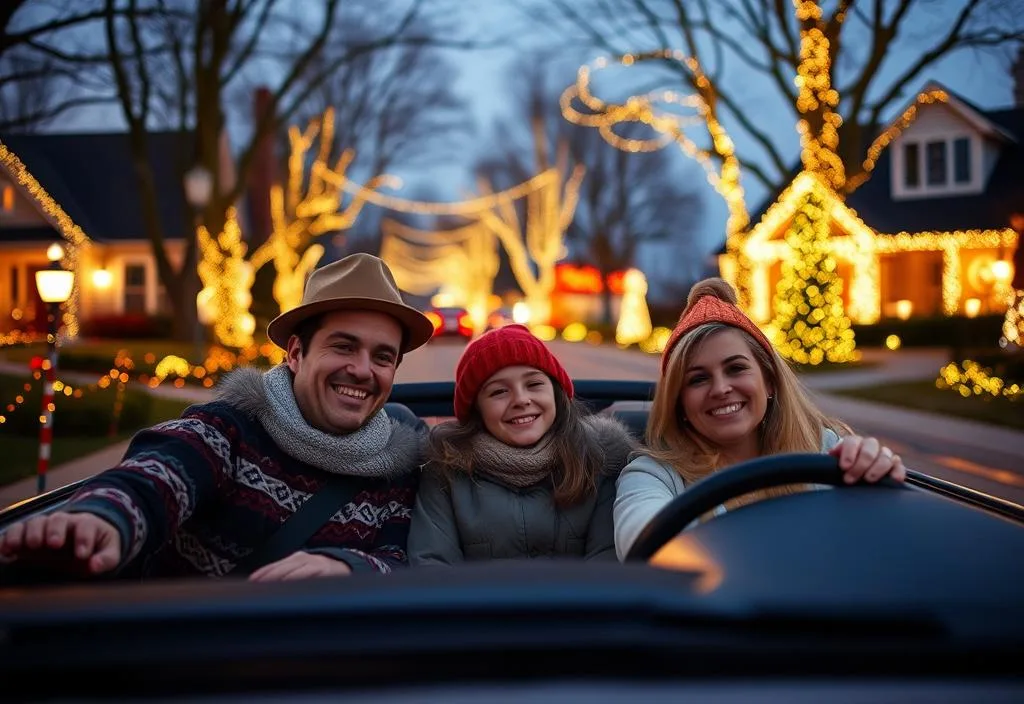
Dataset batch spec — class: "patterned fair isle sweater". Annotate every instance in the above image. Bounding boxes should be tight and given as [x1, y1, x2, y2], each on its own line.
[63, 374, 424, 578]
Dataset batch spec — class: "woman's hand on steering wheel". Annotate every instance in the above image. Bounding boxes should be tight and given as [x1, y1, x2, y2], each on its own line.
[830, 435, 906, 485]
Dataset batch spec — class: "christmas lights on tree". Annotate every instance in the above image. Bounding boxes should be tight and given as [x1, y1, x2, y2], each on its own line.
[197, 207, 256, 349]
[769, 190, 855, 364]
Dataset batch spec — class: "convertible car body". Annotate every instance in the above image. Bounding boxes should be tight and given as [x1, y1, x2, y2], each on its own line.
[1, 380, 1022, 702]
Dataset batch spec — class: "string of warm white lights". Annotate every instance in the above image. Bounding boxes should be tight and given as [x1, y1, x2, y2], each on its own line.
[0, 141, 89, 337]
[559, 49, 752, 308]
[738, 171, 1019, 324]
[474, 161, 586, 326]
[937, 361, 1022, 401]
[847, 89, 949, 191]
[197, 207, 256, 349]
[768, 188, 856, 364]
[337, 168, 563, 216]
[793, 3, 845, 191]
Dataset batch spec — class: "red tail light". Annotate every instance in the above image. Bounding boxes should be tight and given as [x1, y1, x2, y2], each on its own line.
[424, 311, 443, 332]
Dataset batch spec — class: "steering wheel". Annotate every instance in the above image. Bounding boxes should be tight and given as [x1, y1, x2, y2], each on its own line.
[624, 453, 905, 562]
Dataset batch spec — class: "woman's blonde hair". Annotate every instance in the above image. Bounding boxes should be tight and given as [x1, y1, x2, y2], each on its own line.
[645, 278, 847, 504]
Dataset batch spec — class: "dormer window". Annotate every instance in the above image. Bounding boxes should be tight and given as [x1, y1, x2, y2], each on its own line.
[925, 141, 947, 185]
[904, 144, 919, 187]
[893, 133, 983, 199]
[953, 137, 971, 183]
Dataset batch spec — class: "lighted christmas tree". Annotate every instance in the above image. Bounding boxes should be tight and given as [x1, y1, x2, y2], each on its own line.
[1004, 292, 1024, 348]
[770, 190, 855, 365]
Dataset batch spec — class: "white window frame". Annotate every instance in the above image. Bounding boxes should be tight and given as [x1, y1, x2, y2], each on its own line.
[892, 133, 982, 200]
[121, 260, 152, 315]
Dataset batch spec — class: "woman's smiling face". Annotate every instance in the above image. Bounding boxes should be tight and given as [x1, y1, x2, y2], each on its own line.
[475, 365, 557, 447]
[678, 328, 773, 461]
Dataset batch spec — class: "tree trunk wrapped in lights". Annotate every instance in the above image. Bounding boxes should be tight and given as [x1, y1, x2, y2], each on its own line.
[476, 135, 585, 327]
[247, 109, 396, 317]
[770, 190, 855, 365]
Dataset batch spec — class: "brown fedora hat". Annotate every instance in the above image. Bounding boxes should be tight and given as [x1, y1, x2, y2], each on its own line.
[267, 253, 434, 353]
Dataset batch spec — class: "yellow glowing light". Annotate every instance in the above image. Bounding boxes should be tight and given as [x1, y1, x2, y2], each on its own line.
[937, 361, 1022, 400]
[964, 298, 982, 318]
[615, 268, 653, 346]
[731, 169, 1019, 325]
[1002, 290, 1024, 346]
[895, 300, 913, 321]
[197, 208, 254, 349]
[990, 259, 1012, 284]
[0, 141, 89, 337]
[512, 302, 531, 325]
[530, 324, 557, 341]
[769, 188, 856, 364]
[561, 50, 751, 306]
[91, 269, 112, 289]
[885, 334, 902, 351]
[561, 322, 588, 342]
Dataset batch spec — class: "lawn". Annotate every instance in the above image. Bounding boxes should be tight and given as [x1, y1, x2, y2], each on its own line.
[833, 379, 1024, 431]
[791, 359, 880, 374]
[0, 373, 191, 486]
[1, 338, 199, 364]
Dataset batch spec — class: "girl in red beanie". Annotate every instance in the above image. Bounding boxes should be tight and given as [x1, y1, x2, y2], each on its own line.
[613, 278, 906, 560]
[408, 324, 637, 563]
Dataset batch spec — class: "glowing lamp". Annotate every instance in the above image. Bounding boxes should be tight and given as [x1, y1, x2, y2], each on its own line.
[512, 302, 531, 325]
[46, 243, 64, 262]
[35, 268, 74, 303]
[91, 269, 112, 289]
[183, 165, 214, 209]
[990, 260, 1012, 284]
[895, 300, 913, 321]
[964, 298, 981, 318]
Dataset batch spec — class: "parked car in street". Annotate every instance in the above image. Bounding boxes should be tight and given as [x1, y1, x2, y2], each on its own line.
[424, 306, 473, 340]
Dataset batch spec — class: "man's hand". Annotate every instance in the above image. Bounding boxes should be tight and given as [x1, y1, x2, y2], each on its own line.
[248, 551, 353, 582]
[0, 511, 122, 575]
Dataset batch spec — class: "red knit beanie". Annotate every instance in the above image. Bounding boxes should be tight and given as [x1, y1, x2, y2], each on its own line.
[661, 278, 774, 374]
[453, 324, 574, 422]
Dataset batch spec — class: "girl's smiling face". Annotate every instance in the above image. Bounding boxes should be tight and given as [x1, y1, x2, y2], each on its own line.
[476, 365, 557, 447]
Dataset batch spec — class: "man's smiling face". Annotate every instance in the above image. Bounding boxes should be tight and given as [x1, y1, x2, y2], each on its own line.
[286, 309, 403, 434]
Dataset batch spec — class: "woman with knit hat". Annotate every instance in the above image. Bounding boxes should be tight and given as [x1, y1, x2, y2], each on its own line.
[613, 278, 906, 561]
[408, 324, 637, 564]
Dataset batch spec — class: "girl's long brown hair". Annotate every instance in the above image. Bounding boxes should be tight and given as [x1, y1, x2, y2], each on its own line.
[645, 279, 848, 506]
[427, 381, 604, 508]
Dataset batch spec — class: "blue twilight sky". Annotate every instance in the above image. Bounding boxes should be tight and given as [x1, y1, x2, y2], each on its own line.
[47, 0, 1024, 297]
[406, 0, 1024, 294]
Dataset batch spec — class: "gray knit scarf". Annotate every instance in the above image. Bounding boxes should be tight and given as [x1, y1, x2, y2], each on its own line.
[469, 431, 559, 488]
[217, 364, 418, 479]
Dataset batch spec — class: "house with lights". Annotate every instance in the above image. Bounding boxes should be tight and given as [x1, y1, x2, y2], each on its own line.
[0, 128, 251, 337]
[725, 80, 1022, 326]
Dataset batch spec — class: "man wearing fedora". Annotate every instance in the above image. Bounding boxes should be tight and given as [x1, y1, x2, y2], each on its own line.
[0, 254, 435, 581]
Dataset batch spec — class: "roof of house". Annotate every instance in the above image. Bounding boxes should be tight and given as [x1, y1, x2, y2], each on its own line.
[745, 87, 1024, 237]
[0, 130, 195, 243]
[845, 105, 1024, 233]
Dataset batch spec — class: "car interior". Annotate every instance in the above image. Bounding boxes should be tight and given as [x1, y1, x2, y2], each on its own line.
[0, 380, 1021, 703]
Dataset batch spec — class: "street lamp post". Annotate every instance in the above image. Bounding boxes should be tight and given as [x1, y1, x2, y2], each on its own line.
[183, 165, 214, 363]
[34, 243, 75, 495]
